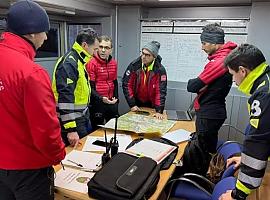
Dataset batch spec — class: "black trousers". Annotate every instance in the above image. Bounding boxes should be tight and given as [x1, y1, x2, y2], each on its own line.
[0, 167, 54, 200]
[196, 117, 225, 154]
[90, 101, 119, 131]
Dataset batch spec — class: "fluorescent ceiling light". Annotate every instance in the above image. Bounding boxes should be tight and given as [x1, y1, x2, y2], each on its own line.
[158, 0, 184, 1]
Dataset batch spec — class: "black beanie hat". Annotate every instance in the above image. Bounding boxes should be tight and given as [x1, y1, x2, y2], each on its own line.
[7, 0, 50, 35]
[200, 23, 225, 44]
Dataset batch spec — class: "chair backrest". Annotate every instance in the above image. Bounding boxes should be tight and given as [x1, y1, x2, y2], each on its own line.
[216, 141, 241, 180]
[211, 177, 236, 200]
[217, 141, 241, 161]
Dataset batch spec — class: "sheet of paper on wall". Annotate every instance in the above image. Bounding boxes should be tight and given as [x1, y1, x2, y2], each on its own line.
[82, 134, 132, 152]
[62, 150, 102, 171]
[125, 139, 177, 164]
[163, 129, 191, 144]
[55, 167, 94, 194]
[102, 113, 176, 135]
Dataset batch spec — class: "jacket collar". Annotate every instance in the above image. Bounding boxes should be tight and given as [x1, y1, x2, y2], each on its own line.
[72, 41, 92, 64]
[238, 62, 269, 95]
[0, 32, 36, 60]
[208, 41, 237, 61]
[93, 52, 112, 64]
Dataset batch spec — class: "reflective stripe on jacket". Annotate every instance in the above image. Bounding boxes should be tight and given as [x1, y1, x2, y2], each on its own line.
[235, 63, 270, 197]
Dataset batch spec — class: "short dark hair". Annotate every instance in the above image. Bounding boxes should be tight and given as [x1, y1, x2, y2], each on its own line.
[224, 44, 266, 72]
[98, 35, 113, 48]
[202, 23, 224, 35]
[76, 28, 98, 46]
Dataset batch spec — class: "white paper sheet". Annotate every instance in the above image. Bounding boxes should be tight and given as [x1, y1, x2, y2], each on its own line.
[82, 134, 132, 152]
[62, 150, 102, 170]
[55, 168, 94, 194]
[125, 139, 177, 164]
[162, 129, 191, 143]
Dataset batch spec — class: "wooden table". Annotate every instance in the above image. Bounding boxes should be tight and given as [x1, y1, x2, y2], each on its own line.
[55, 115, 195, 200]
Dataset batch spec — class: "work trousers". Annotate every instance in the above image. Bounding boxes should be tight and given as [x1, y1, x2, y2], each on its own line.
[0, 167, 54, 200]
[90, 101, 119, 131]
[61, 111, 92, 146]
[196, 117, 225, 154]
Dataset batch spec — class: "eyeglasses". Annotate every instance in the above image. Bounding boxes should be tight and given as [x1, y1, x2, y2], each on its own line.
[141, 51, 152, 57]
[99, 45, 111, 50]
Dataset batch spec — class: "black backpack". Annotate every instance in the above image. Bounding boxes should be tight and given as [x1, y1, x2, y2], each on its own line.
[88, 152, 160, 200]
[180, 132, 211, 176]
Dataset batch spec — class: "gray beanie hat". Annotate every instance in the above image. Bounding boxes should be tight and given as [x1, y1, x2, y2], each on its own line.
[143, 41, 160, 58]
[7, 0, 50, 35]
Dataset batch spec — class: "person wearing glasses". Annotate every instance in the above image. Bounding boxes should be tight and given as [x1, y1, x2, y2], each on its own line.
[86, 35, 119, 130]
[52, 28, 99, 147]
[122, 41, 167, 120]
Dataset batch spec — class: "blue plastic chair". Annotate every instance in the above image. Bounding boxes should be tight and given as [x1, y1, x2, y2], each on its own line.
[217, 141, 241, 179]
[168, 176, 236, 200]
[167, 142, 241, 200]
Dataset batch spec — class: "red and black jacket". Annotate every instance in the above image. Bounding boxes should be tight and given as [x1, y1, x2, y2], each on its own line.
[187, 41, 237, 119]
[122, 55, 167, 113]
[86, 53, 118, 102]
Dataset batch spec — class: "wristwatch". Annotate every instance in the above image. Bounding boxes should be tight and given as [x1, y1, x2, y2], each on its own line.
[231, 189, 247, 200]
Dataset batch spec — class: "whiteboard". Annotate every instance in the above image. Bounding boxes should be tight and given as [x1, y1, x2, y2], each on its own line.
[141, 20, 248, 82]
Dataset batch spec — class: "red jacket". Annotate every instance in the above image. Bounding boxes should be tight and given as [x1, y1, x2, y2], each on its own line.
[86, 53, 118, 100]
[187, 41, 237, 119]
[122, 56, 167, 113]
[0, 32, 65, 170]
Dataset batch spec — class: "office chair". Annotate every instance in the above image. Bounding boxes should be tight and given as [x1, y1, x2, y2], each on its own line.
[167, 176, 236, 200]
[217, 123, 245, 146]
[167, 142, 241, 200]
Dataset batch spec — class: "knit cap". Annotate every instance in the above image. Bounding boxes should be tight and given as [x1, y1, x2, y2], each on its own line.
[7, 0, 50, 35]
[143, 41, 160, 58]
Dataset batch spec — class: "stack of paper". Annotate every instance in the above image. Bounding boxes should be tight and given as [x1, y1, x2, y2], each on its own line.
[125, 139, 177, 164]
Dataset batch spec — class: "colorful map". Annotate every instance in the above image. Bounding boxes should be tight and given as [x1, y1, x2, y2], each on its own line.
[102, 113, 176, 135]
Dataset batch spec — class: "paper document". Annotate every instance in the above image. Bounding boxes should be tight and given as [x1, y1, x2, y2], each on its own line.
[62, 150, 101, 171]
[55, 168, 94, 193]
[163, 129, 191, 143]
[82, 134, 132, 152]
[102, 113, 176, 135]
[125, 139, 177, 164]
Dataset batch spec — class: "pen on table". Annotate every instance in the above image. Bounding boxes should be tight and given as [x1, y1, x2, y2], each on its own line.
[67, 159, 83, 167]
[60, 161, 65, 170]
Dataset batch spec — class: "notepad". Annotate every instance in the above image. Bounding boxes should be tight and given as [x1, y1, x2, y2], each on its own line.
[125, 139, 177, 164]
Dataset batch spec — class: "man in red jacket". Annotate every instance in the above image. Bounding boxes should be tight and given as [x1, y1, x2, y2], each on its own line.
[122, 41, 167, 120]
[86, 35, 119, 130]
[183, 23, 237, 175]
[0, 1, 66, 200]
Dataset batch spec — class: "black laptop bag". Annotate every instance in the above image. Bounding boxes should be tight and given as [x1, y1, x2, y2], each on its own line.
[88, 152, 160, 200]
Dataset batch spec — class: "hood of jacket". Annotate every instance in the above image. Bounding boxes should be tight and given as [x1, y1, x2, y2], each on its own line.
[0, 32, 36, 60]
[208, 41, 237, 61]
